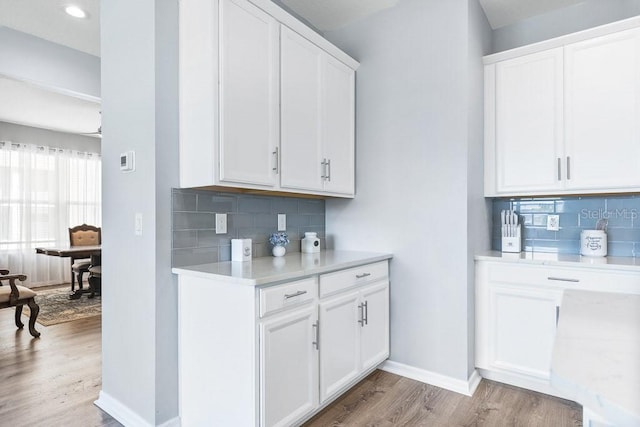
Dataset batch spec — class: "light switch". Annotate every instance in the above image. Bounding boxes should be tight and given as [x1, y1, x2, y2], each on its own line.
[135, 213, 143, 236]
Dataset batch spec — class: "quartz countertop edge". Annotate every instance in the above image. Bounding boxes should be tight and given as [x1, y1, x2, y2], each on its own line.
[171, 250, 393, 286]
[550, 290, 640, 426]
[475, 250, 640, 271]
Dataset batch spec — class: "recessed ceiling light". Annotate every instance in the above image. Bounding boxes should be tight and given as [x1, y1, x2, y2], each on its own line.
[65, 5, 87, 19]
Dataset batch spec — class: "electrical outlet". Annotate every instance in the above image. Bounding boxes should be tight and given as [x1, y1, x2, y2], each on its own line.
[547, 214, 560, 231]
[277, 214, 286, 231]
[215, 213, 227, 234]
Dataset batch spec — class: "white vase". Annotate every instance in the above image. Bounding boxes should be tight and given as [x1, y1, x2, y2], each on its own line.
[272, 245, 286, 257]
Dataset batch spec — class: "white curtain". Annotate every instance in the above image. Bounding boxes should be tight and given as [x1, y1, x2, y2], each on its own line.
[0, 141, 101, 286]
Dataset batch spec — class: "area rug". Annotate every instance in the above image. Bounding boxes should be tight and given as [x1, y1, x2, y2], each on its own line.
[22, 286, 101, 326]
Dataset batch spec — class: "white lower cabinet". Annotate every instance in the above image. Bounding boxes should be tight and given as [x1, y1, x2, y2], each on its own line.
[319, 281, 389, 403]
[475, 258, 640, 398]
[485, 284, 562, 380]
[260, 305, 319, 427]
[176, 257, 390, 427]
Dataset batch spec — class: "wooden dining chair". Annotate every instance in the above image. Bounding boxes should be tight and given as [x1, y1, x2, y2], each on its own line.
[68, 224, 101, 293]
[0, 269, 40, 338]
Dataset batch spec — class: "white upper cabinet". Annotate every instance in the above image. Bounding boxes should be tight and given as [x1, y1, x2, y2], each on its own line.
[179, 0, 358, 197]
[280, 26, 324, 192]
[484, 19, 640, 197]
[219, 0, 279, 186]
[322, 55, 356, 196]
[280, 27, 356, 196]
[491, 48, 564, 194]
[564, 28, 640, 191]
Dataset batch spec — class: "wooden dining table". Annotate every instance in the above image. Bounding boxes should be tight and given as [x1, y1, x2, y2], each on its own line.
[35, 245, 101, 299]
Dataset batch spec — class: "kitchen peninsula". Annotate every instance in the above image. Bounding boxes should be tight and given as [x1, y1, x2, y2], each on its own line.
[172, 250, 392, 426]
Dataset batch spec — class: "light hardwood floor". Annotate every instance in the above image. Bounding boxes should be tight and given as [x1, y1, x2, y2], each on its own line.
[304, 370, 582, 427]
[1, 307, 581, 427]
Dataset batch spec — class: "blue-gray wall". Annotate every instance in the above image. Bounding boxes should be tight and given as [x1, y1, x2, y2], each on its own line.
[493, 195, 640, 256]
[0, 121, 101, 154]
[0, 26, 100, 100]
[172, 189, 326, 266]
[325, 0, 492, 384]
[492, 0, 640, 53]
[100, 0, 179, 424]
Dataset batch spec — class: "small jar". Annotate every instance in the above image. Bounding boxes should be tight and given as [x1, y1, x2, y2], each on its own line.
[301, 232, 320, 254]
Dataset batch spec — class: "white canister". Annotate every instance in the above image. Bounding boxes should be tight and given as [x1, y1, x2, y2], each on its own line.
[231, 238, 252, 261]
[301, 232, 320, 253]
[580, 230, 607, 257]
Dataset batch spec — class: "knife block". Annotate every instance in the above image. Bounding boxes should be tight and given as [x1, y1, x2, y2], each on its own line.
[501, 225, 522, 253]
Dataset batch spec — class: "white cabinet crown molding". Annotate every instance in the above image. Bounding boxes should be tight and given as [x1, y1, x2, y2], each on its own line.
[484, 15, 640, 64]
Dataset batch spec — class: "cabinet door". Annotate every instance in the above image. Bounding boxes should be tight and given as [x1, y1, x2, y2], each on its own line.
[319, 290, 360, 403]
[322, 55, 355, 196]
[219, 0, 279, 186]
[260, 305, 318, 427]
[359, 281, 389, 372]
[564, 28, 640, 191]
[494, 48, 564, 193]
[488, 284, 561, 380]
[280, 26, 324, 192]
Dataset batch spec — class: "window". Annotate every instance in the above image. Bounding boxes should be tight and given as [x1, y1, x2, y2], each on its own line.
[0, 142, 101, 285]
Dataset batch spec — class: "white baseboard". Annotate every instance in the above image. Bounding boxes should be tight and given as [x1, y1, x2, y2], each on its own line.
[380, 360, 482, 397]
[95, 391, 179, 427]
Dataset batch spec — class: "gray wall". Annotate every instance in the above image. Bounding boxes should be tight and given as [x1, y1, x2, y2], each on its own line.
[324, 0, 491, 382]
[492, 0, 640, 53]
[0, 121, 101, 153]
[466, 0, 493, 375]
[0, 26, 100, 100]
[100, 0, 179, 424]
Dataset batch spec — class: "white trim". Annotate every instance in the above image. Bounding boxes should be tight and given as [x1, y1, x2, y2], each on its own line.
[247, 0, 359, 69]
[380, 360, 482, 397]
[95, 391, 157, 427]
[157, 416, 181, 427]
[484, 15, 640, 64]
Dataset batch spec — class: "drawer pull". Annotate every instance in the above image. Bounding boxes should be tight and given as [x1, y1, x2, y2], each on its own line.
[284, 290, 307, 299]
[312, 321, 319, 350]
[363, 301, 368, 326]
[547, 277, 580, 283]
[356, 273, 371, 279]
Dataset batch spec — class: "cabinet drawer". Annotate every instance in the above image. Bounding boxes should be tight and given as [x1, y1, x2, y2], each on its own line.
[259, 277, 317, 317]
[487, 262, 640, 293]
[320, 261, 388, 298]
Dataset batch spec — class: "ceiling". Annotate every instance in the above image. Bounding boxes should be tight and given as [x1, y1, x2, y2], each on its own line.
[0, 0, 586, 136]
[478, 0, 587, 29]
[0, 0, 100, 56]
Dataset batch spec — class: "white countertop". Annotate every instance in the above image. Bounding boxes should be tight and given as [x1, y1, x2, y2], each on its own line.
[172, 250, 393, 286]
[475, 250, 640, 272]
[551, 290, 640, 426]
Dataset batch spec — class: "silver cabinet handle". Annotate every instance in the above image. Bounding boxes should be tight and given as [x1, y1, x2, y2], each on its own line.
[363, 301, 368, 326]
[320, 159, 327, 180]
[356, 273, 371, 279]
[547, 277, 580, 283]
[272, 147, 279, 173]
[358, 303, 364, 327]
[566, 156, 571, 180]
[557, 158, 562, 181]
[312, 321, 319, 350]
[326, 159, 331, 182]
[284, 290, 307, 299]
[556, 306, 560, 326]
